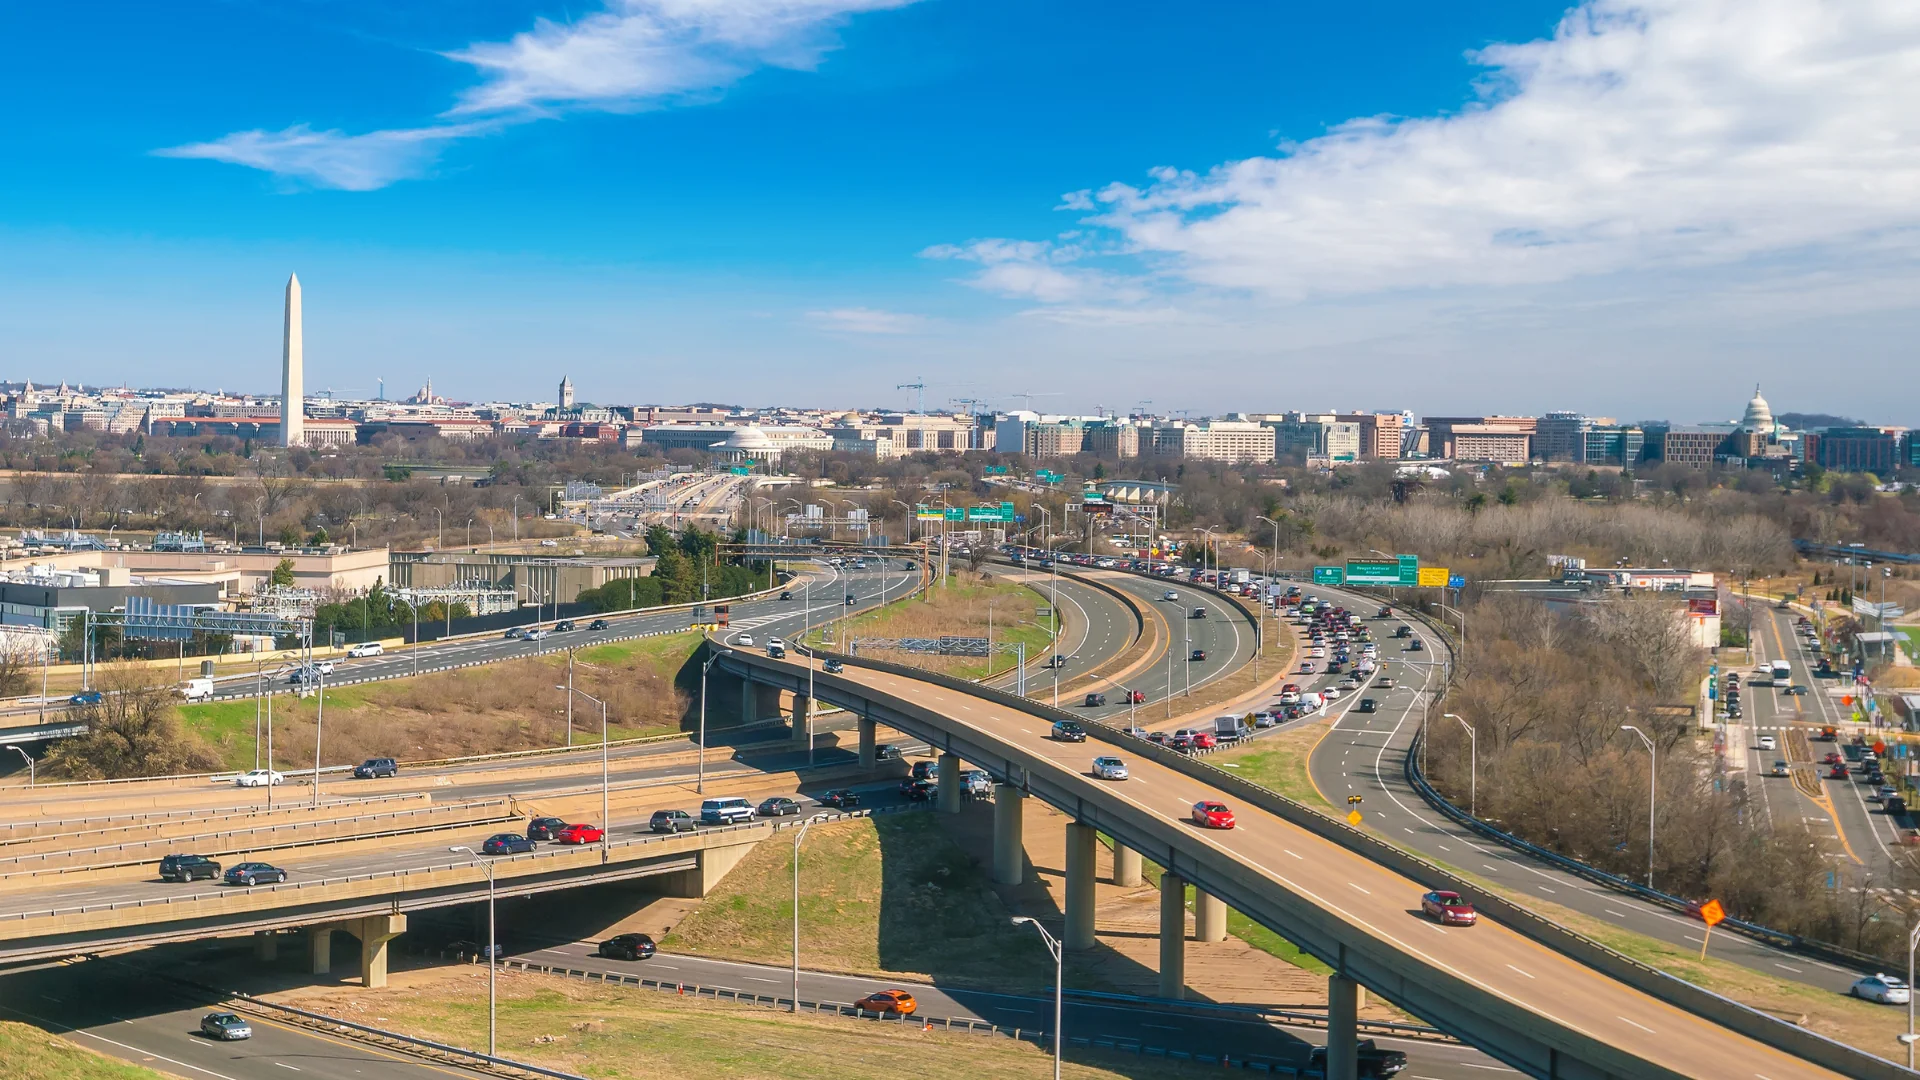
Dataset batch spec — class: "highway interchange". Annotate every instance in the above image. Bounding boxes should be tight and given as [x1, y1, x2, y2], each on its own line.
[0, 554, 1896, 1080]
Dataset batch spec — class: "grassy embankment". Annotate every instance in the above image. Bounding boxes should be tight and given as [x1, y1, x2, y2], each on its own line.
[176, 631, 708, 771]
[808, 573, 1055, 681]
[0, 1021, 173, 1080]
[293, 973, 1220, 1080]
[663, 812, 1055, 989]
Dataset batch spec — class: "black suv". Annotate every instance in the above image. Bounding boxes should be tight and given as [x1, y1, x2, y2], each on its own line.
[1083, 692, 1108, 707]
[597, 933, 657, 961]
[555, 620, 576, 632]
[159, 854, 221, 882]
[527, 816, 568, 841]
[353, 757, 398, 779]
[650, 809, 697, 834]
[589, 619, 609, 630]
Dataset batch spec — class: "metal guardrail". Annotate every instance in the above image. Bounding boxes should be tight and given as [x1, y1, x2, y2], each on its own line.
[1057, 987, 1447, 1040]
[0, 791, 431, 840]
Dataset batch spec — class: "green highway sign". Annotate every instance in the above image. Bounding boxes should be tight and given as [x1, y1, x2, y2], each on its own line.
[967, 504, 1016, 522]
[1313, 566, 1345, 585]
[1345, 558, 1419, 586]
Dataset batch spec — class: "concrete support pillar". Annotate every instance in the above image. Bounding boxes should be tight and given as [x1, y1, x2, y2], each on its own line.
[1327, 974, 1360, 1080]
[992, 785, 1025, 885]
[356, 914, 407, 989]
[1194, 888, 1227, 943]
[308, 928, 331, 975]
[790, 694, 812, 747]
[1158, 871, 1187, 1000]
[740, 675, 756, 724]
[936, 752, 962, 814]
[858, 716, 877, 770]
[1112, 844, 1143, 887]
[1064, 822, 1098, 952]
[253, 930, 278, 963]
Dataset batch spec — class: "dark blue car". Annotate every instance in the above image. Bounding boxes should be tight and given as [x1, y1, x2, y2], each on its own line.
[69, 691, 104, 706]
[482, 833, 536, 855]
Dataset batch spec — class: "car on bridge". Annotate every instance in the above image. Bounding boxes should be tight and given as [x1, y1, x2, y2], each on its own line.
[1191, 801, 1236, 829]
[482, 833, 537, 855]
[347, 641, 384, 658]
[820, 788, 861, 808]
[1850, 973, 1911, 1005]
[527, 816, 569, 841]
[353, 757, 399, 779]
[1051, 721, 1088, 742]
[734, 634, 755, 648]
[855, 990, 918, 1016]
[758, 797, 801, 817]
[224, 861, 288, 887]
[589, 618, 610, 630]
[650, 809, 698, 833]
[159, 854, 221, 882]
[1092, 756, 1129, 780]
[824, 658, 845, 673]
[68, 690, 104, 705]
[199, 1012, 252, 1041]
[1163, 590, 1179, 601]
[1421, 890, 1478, 926]
[234, 768, 285, 787]
[598, 933, 657, 961]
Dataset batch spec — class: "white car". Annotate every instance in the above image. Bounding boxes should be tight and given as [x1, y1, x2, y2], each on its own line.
[235, 769, 285, 788]
[1322, 686, 1345, 700]
[1163, 590, 1179, 602]
[767, 637, 784, 648]
[1850, 973, 1911, 1004]
[735, 634, 755, 647]
[1757, 734, 1777, 751]
[540, 538, 559, 546]
[347, 642, 384, 658]
[1092, 756, 1129, 781]
[525, 628, 550, 641]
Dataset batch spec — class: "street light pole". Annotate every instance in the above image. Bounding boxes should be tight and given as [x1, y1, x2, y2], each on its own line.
[792, 813, 830, 1012]
[1621, 723, 1656, 889]
[559, 685, 611, 862]
[4, 745, 32, 786]
[1906, 920, 1920, 1068]
[312, 668, 326, 810]
[1012, 917, 1064, 1080]
[698, 650, 730, 794]
[1445, 712, 1474, 816]
[448, 846, 497, 1056]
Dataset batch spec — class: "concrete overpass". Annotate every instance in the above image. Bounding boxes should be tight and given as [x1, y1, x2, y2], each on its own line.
[712, 645, 1894, 1080]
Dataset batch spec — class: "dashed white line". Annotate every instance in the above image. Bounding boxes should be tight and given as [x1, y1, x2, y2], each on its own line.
[1617, 1016, 1656, 1034]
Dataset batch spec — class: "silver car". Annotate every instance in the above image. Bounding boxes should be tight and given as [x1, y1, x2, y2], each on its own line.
[200, 1012, 252, 1040]
[1850, 973, 1911, 1004]
[1092, 756, 1129, 781]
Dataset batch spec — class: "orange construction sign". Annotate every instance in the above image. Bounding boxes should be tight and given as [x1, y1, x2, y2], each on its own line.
[1698, 899, 1726, 927]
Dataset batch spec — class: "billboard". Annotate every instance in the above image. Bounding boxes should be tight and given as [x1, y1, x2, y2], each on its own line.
[1313, 566, 1346, 585]
[1687, 596, 1719, 616]
[1416, 567, 1450, 588]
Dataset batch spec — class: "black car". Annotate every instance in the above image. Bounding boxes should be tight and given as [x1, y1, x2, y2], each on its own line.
[824, 659, 845, 674]
[758, 797, 800, 817]
[1357, 699, 1378, 713]
[1305, 1038, 1408, 1078]
[1326, 661, 1344, 674]
[598, 933, 657, 961]
[160, 854, 221, 882]
[1083, 692, 1107, 707]
[780, 591, 794, 600]
[555, 620, 576, 632]
[1051, 721, 1088, 742]
[527, 816, 569, 841]
[481, 833, 537, 855]
[1394, 625, 1412, 638]
[910, 760, 939, 781]
[1189, 649, 1207, 662]
[353, 757, 398, 779]
[650, 809, 697, 834]
[820, 788, 861, 808]
[874, 743, 902, 761]
[903, 779, 938, 801]
[589, 619, 609, 630]
[224, 861, 288, 887]
[1190, 607, 1207, 619]
[1042, 655, 1068, 669]
[844, 595, 857, 605]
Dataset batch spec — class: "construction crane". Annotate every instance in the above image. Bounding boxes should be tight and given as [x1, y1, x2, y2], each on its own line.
[1135, 399, 1153, 419]
[951, 396, 992, 416]
[897, 377, 926, 415]
[1012, 391, 1062, 412]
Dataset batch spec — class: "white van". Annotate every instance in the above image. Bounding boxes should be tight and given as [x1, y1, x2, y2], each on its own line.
[176, 678, 215, 702]
[700, 797, 754, 825]
[347, 641, 384, 658]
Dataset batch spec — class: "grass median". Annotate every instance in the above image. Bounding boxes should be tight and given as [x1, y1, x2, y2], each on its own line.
[0, 1021, 171, 1080]
[290, 969, 1219, 1080]
[808, 572, 1054, 681]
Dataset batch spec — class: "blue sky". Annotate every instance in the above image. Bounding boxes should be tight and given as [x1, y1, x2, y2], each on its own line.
[3, 0, 1917, 421]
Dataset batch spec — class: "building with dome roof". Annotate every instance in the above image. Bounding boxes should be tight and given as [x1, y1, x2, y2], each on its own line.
[638, 423, 832, 462]
[1739, 385, 1776, 435]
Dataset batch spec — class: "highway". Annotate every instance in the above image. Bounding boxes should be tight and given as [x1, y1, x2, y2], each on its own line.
[779, 653, 1852, 1078]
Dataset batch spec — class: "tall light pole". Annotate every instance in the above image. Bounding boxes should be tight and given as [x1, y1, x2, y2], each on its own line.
[1446, 713, 1474, 817]
[559, 685, 611, 862]
[311, 668, 326, 809]
[511, 494, 522, 542]
[1905, 921, 1920, 1068]
[4, 745, 32, 786]
[448, 846, 497, 1056]
[792, 813, 831, 1012]
[431, 506, 444, 548]
[697, 649, 730, 794]
[1012, 916, 1064, 1080]
[1621, 723, 1656, 888]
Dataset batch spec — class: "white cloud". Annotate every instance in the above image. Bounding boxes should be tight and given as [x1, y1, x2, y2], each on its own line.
[805, 307, 932, 334]
[921, 238, 1147, 305]
[155, 123, 495, 191]
[158, 0, 915, 190]
[951, 0, 1920, 302]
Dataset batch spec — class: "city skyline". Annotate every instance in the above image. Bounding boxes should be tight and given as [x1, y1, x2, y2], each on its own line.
[1, 1, 1915, 420]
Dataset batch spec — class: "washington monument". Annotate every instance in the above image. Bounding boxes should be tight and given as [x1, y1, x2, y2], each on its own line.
[280, 273, 303, 447]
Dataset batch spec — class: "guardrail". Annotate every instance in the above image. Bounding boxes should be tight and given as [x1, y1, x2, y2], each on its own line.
[1402, 730, 1884, 974]
[0, 791, 431, 840]
[798, 646, 1909, 1080]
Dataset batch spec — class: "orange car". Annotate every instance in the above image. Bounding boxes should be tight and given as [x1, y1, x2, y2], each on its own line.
[855, 989, 918, 1015]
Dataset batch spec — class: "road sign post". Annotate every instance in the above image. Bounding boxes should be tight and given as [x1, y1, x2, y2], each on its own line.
[1698, 898, 1725, 959]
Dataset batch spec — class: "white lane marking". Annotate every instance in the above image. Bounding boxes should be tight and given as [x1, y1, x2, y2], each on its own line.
[1347, 882, 1371, 895]
[1605, 910, 1627, 918]
[1774, 963, 1802, 973]
[0, 1004, 241, 1080]
[274, 1064, 302, 1072]
[1618, 1016, 1656, 1034]
[1283, 849, 1302, 859]
[1536, 886, 1556, 894]
[1506, 964, 1534, 979]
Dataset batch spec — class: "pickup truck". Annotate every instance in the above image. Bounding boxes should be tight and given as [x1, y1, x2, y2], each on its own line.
[1304, 1039, 1409, 1077]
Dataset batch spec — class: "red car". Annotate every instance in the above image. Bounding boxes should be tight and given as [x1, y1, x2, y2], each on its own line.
[1191, 801, 1236, 829]
[1421, 890, 1478, 926]
[1125, 690, 1147, 704]
[1829, 763, 1850, 780]
[555, 823, 605, 845]
[1189, 731, 1218, 749]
